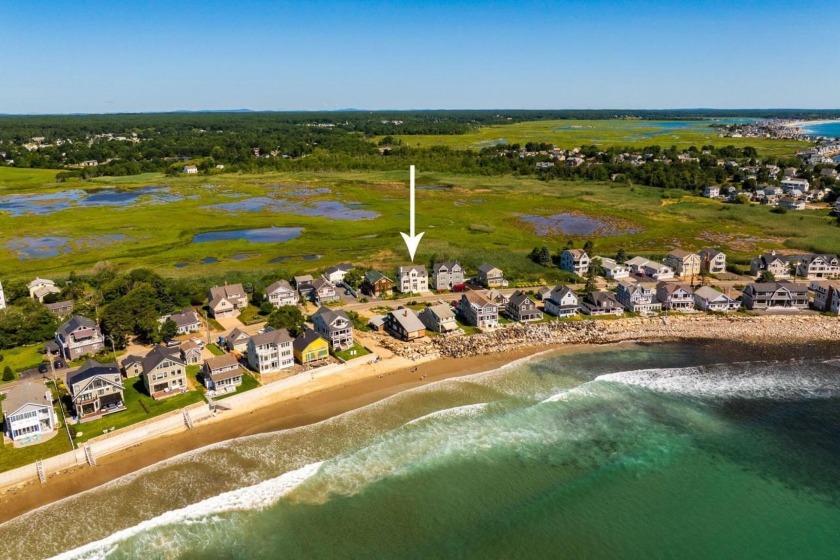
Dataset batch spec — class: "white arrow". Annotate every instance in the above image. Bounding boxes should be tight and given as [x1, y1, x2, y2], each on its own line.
[400, 165, 425, 262]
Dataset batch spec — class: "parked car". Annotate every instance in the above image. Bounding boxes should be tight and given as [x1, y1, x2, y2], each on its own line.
[38, 362, 49, 374]
[53, 359, 65, 369]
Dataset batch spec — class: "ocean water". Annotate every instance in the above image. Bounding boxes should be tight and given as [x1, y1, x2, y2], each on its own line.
[2, 343, 840, 560]
[802, 121, 840, 139]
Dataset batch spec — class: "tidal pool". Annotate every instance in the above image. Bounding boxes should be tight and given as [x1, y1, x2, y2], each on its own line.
[191, 227, 303, 244]
[518, 213, 641, 236]
[204, 197, 378, 220]
[7, 234, 127, 259]
[0, 186, 179, 216]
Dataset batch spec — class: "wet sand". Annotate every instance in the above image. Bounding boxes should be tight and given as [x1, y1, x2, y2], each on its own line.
[0, 344, 552, 523]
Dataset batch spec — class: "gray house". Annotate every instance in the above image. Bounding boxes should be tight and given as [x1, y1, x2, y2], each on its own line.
[476, 264, 506, 288]
[741, 282, 808, 310]
[418, 303, 458, 333]
[431, 261, 465, 290]
[506, 291, 543, 322]
[312, 306, 354, 350]
[56, 315, 104, 360]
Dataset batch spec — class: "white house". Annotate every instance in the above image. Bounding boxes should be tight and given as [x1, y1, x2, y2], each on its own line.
[641, 261, 675, 280]
[246, 329, 294, 374]
[265, 279, 298, 308]
[397, 265, 428, 293]
[703, 186, 720, 198]
[780, 177, 810, 193]
[182, 165, 198, 174]
[324, 263, 354, 284]
[543, 286, 578, 317]
[693, 286, 739, 312]
[28, 277, 61, 302]
[560, 249, 590, 276]
[597, 257, 629, 280]
[2, 382, 57, 444]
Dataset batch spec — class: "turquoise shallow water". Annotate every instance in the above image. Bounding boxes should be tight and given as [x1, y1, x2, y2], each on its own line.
[3, 343, 840, 560]
[803, 121, 840, 138]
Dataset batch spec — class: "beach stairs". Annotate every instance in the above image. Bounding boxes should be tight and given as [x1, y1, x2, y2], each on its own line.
[183, 410, 194, 429]
[84, 446, 97, 467]
[36, 460, 46, 485]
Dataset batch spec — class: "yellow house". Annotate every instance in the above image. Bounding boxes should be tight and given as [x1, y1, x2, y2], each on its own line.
[293, 329, 330, 364]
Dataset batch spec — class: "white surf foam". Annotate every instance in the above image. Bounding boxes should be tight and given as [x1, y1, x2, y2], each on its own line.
[405, 402, 489, 426]
[49, 461, 324, 560]
[596, 363, 840, 400]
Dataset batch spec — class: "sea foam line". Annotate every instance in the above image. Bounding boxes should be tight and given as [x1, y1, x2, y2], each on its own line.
[48, 461, 324, 560]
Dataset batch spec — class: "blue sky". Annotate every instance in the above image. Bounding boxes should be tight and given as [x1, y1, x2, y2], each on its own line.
[1, 0, 837, 113]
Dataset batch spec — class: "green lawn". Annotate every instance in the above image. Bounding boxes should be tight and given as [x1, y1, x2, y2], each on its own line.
[334, 342, 371, 362]
[0, 389, 74, 472]
[206, 343, 224, 356]
[237, 305, 266, 325]
[215, 372, 260, 400]
[0, 345, 45, 376]
[71, 378, 204, 444]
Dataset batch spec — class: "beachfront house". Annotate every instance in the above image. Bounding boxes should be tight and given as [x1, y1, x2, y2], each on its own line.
[810, 280, 840, 311]
[225, 327, 251, 354]
[431, 261, 465, 291]
[560, 249, 590, 277]
[203, 353, 243, 394]
[741, 282, 809, 310]
[142, 345, 188, 399]
[293, 328, 330, 365]
[419, 303, 458, 333]
[361, 270, 394, 297]
[749, 251, 792, 279]
[543, 286, 579, 317]
[247, 329, 294, 374]
[477, 264, 506, 288]
[323, 263, 354, 285]
[312, 277, 340, 304]
[598, 257, 630, 280]
[506, 291, 543, 322]
[656, 282, 695, 311]
[55, 315, 105, 360]
[579, 291, 623, 316]
[615, 280, 662, 315]
[692, 286, 739, 312]
[208, 283, 249, 318]
[167, 308, 202, 334]
[385, 307, 427, 341]
[664, 250, 702, 279]
[312, 306, 354, 350]
[457, 291, 499, 328]
[180, 340, 202, 365]
[67, 360, 125, 421]
[265, 279, 298, 308]
[536, 286, 552, 300]
[699, 248, 727, 275]
[2, 382, 57, 444]
[397, 265, 428, 293]
[28, 277, 61, 301]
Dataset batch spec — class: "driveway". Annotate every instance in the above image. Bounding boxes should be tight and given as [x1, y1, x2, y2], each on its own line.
[214, 315, 245, 334]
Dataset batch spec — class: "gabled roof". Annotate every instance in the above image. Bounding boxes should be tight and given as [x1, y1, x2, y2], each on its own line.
[312, 306, 350, 327]
[667, 249, 696, 259]
[250, 328, 293, 347]
[420, 303, 456, 321]
[28, 277, 56, 289]
[364, 270, 392, 284]
[293, 328, 328, 353]
[57, 315, 97, 338]
[463, 290, 495, 307]
[265, 279, 295, 294]
[698, 248, 724, 258]
[477, 263, 501, 274]
[312, 277, 335, 291]
[388, 308, 426, 332]
[746, 281, 807, 294]
[45, 300, 74, 315]
[585, 291, 620, 306]
[626, 256, 650, 267]
[122, 354, 143, 368]
[226, 327, 250, 345]
[169, 308, 201, 328]
[432, 261, 461, 273]
[508, 290, 534, 307]
[563, 249, 588, 259]
[324, 263, 353, 275]
[398, 264, 427, 275]
[68, 360, 120, 389]
[657, 282, 692, 295]
[180, 340, 201, 353]
[549, 285, 576, 301]
[204, 353, 239, 372]
[2, 382, 52, 416]
[294, 275, 313, 286]
[142, 345, 184, 373]
[694, 286, 730, 301]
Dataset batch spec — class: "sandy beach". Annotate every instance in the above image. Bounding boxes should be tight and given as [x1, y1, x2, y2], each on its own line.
[0, 343, 552, 524]
[2, 312, 840, 523]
